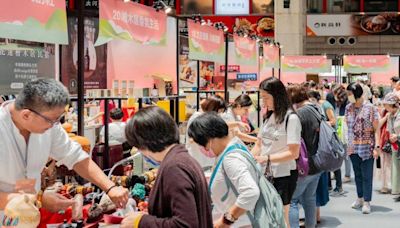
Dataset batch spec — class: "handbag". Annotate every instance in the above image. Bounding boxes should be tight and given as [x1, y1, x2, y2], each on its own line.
[264, 158, 274, 184]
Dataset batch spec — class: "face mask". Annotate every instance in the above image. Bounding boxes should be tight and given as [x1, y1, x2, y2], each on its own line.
[199, 141, 216, 158]
[348, 95, 356, 104]
[142, 153, 160, 167]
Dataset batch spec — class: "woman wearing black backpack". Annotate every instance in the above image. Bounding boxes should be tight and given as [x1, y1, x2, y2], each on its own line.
[252, 77, 302, 228]
[287, 84, 323, 228]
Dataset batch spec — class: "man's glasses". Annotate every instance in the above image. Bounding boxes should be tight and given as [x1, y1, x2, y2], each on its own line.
[27, 108, 64, 126]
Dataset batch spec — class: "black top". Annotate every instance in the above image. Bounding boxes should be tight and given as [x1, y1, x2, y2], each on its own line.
[297, 104, 321, 175]
[140, 144, 213, 228]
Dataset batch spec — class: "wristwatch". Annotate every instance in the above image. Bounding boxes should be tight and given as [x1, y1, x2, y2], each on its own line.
[223, 212, 236, 225]
[375, 145, 381, 150]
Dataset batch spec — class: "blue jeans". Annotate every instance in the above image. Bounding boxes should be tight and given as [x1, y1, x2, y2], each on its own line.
[289, 172, 321, 228]
[350, 154, 374, 202]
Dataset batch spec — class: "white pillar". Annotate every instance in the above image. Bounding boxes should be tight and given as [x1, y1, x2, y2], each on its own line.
[274, 0, 306, 55]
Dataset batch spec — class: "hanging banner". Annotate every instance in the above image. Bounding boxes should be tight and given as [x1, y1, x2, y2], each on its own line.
[0, 0, 68, 44]
[0, 39, 55, 94]
[343, 55, 390, 73]
[188, 19, 225, 63]
[281, 56, 331, 73]
[262, 43, 280, 69]
[95, 0, 167, 46]
[233, 34, 257, 66]
[62, 17, 107, 94]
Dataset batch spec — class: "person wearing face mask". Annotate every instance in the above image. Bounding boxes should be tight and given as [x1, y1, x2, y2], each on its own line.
[186, 95, 251, 169]
[345, 83, 380, 214]
[221, 94, 257, 143]
[188, 112, 260, 228]
[381, 93, 400, 201]
[333, 85, 353, 184]
[185, 95, 228, 169]
[251, 77, 301, 228]
[121, 106, 213, 228]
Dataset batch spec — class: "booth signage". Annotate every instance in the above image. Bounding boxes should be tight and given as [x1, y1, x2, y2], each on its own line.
[0, 40, 55, 94]
[188, 19, 225, 63]
[343, 55, 390, 73]
[233, 34, 257, 66]
[96, 0, 167, 46]
[215, 0, 250, 15]
[262, 43, 280, 69]
[281, 56, 331, 73]
[237, 73, 257, 81]
[220, 65, 240, 72]
[307, 13, 400, 36]
[0, 0, 68, 44]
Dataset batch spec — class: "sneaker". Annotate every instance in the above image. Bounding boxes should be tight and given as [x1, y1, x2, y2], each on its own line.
[351, 198, 364, 209]
[331, 188, 344, 197]
[343, 176, 351, 183]
[362, 202, 371, 214]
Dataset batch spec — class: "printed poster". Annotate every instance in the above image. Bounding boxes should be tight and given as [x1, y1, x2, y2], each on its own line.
[96, 0, 167, 46]
[0, 0, 68, 44]
[0, 39, 55, 94]
[281, 56, 331, 73]
[343, 55, 390, 73]
[61, 17, 107, 94]
[233, 34, 257, 66]
[188, 19, 225, 63]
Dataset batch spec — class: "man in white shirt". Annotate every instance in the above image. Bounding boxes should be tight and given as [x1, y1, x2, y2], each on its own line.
[0, 79, 129, 213]
[100, 108, 126, 145]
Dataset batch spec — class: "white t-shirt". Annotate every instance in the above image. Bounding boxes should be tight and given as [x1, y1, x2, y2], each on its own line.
[0, 102, 89, 194]
[100, 121, 126, 145]
[258, 111, 302, 178]
[221, 108, 241, 123]
[210, 137, 259, 227]
[185, 111, 215, 168]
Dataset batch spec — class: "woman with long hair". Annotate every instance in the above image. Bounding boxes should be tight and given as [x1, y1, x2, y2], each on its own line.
[252, 77, 301, 227]
[222, 94, 257, 143]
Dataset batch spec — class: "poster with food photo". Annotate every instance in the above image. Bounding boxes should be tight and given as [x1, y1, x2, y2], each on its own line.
[307, 13, 400, 36]
[202, 16, 274, 37]
[234, 16, 274, 37]
[179, 36, 198, 88]
[199, 61, 215, 90]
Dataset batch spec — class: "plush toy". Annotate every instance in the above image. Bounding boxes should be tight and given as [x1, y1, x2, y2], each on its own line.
[3, 194, 40, 228]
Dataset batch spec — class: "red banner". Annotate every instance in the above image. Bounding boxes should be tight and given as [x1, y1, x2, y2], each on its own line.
[96, 0, 167, 46]
[220, 65, 240, 72]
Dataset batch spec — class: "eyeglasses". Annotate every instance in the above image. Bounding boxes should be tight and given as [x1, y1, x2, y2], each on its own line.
[27, 108, 64, 126]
